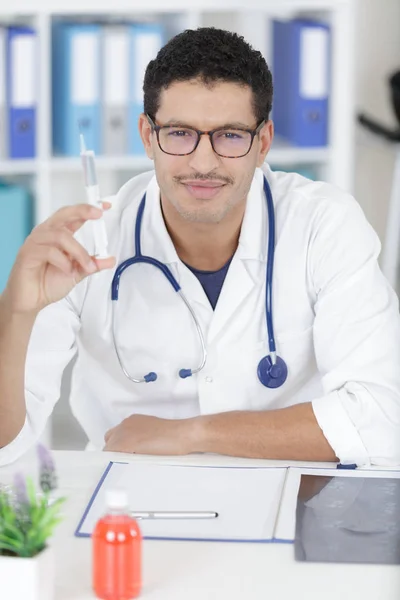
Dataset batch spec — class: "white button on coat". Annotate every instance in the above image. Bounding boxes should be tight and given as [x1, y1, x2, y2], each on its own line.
[2, 164, 400, 467]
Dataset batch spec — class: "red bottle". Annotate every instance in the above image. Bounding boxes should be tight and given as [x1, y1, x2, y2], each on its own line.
[92, 489, 142, 600]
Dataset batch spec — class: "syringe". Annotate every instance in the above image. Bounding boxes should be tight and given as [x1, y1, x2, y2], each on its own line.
[80, 133, 109, 258]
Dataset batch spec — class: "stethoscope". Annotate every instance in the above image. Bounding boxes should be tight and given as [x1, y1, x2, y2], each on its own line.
[111, 176, 288, 389]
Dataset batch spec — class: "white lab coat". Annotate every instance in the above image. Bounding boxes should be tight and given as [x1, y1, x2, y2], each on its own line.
[1, 165, 400, 466]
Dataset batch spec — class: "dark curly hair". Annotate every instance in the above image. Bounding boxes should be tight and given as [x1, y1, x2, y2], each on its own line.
[143, 27, 273, 123]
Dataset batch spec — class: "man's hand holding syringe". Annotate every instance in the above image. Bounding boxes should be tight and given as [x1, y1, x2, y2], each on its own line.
[1, 134, 115, 316]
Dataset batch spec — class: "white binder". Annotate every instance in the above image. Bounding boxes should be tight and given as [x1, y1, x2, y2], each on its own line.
[102, 24, 129, 155]
[0, 27, 7, 158]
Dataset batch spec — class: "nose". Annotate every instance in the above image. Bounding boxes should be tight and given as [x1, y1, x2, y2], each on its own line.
[187, 133, 221, 174]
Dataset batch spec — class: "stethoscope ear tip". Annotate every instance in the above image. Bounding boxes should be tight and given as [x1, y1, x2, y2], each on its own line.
[144, 372, 158, 383]
[179, 368, 193, 379]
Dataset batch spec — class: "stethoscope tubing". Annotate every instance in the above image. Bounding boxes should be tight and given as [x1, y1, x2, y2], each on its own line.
[110, 175, 285, 385]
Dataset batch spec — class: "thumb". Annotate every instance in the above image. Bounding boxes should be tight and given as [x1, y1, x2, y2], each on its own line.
[71, 256, 115, 284]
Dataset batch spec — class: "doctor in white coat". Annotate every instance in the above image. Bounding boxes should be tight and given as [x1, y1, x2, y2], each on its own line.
[0, 28, 399, 467]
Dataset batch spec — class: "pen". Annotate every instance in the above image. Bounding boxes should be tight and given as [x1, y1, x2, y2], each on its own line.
[130, 511, 218, 520]
[79, 133, 109, 259]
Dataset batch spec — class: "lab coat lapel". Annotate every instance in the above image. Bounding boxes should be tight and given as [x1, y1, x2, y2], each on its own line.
[207, 255, 255, 344]
[207, 168, 268, 344]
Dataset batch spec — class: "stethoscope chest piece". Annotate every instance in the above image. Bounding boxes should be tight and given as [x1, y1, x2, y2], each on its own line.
[257, 355, 288, 389]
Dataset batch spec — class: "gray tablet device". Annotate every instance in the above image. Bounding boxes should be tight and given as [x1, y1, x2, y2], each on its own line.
[294, 474, 400, 564]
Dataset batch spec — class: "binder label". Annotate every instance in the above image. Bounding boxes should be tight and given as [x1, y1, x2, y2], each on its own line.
[11, 35, 37, 108]
[72, 33, 99, 105]
[104, 31, 129, 105]
[133, 32, 161, 104]
[300, 28, 328, 99]
[0, 29, 5, 107]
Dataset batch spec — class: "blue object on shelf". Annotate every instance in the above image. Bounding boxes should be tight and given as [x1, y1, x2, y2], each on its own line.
[272, 19, 330, 147]
[52, 22, 101, 156]
[0, 180, 33, 292]
[6, 26, 37, 158]
[336, 463, 358, 470]
[128, 23, 163, 155]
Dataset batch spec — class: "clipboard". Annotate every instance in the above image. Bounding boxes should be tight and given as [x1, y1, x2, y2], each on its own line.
[75, 461, 292, 543]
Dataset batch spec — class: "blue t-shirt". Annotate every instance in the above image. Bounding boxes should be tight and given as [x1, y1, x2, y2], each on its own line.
[184, 256, 233, 310]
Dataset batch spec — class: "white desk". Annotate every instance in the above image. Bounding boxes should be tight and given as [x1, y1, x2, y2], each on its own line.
[1, 450, 399, 600]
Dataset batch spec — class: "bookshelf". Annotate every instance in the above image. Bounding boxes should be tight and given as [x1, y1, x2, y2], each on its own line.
[0, 0, 356, 226]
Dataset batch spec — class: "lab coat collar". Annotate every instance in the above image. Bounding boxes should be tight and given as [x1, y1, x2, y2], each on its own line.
[237, 165, 270, 263]
[140, 175, 181, 265]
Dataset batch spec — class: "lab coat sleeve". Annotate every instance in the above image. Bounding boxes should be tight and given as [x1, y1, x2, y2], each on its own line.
[310, 197, 400, 467]
[0, 296, 81, 466]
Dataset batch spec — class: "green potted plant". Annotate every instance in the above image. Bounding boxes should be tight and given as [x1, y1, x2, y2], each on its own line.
[0, 444, 66, 600]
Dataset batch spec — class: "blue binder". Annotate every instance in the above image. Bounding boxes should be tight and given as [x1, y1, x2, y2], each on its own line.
[128, 23, 163, 155]
[0, 181, 33, 292]
[273, 19, 330, 147]
[52, 22, 101, 156]
[6, 26, 37, 159]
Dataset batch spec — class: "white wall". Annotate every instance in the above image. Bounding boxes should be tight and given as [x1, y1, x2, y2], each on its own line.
[354, 0, 400, 244]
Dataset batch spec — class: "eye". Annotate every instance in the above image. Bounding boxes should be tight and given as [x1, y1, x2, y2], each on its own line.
[217, 130, 246, 140]
[167, 128, 195, 138]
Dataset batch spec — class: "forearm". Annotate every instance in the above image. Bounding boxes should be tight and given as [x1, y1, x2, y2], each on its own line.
[0, 293, 37, 447]
[193, 402, 337, 462]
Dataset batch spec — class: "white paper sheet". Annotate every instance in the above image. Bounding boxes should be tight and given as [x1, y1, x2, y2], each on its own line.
[76, 462, 287, 542]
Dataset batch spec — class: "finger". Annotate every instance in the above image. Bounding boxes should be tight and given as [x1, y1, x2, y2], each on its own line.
[44, 204, 103, 231]
[22, 245, 74, 276]
[64, 203, 112, 234]
[31, 229, 98, 275]
[71, 257, 116, 285]
[93, 256, 116, 271]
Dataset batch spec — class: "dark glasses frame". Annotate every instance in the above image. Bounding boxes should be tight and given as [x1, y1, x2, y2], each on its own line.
[146, 114, 266, 158]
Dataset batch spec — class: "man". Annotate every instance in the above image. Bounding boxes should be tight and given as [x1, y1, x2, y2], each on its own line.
[0, 28, 399, 466]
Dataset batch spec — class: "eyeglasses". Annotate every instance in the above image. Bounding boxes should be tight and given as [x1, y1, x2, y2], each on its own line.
[146, 114, 266, 159]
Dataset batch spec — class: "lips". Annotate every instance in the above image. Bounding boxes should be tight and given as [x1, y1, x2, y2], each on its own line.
[181, 181, 226, 200]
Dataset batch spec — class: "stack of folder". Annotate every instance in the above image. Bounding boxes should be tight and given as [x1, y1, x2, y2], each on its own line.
[272, 18, 330, 148]
[52, 20, 164, 157]
[0, 25, 37, 160]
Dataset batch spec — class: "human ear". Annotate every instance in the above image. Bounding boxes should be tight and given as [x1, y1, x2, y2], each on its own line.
[256, 120, 274, 167]
[138, 113, 155, 160]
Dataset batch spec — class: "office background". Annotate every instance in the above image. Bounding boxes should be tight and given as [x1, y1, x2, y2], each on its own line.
[0, 0, 398, 449]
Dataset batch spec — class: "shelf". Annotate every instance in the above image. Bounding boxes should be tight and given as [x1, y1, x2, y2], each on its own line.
[51, 146, 332, 170]
[0, 145, 331, 177]
[0, 160, 39, 176]
[269, 140, 330, 165]
[51, 144, 331, 169]
[50, 155, 154, 172]
[0, 0, 350, 16]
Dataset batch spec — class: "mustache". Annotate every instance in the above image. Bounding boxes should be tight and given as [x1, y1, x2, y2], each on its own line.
[174, 173, 233, 185]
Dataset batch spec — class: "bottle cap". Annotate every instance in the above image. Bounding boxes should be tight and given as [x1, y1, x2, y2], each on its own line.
[105, 489, 129, 510]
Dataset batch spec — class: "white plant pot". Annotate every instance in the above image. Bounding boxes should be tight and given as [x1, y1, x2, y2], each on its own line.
[0, 545, 54, 600]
